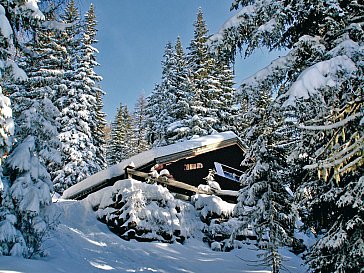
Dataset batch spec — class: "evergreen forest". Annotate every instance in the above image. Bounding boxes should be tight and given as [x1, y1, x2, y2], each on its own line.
[0, 1, 362, 272]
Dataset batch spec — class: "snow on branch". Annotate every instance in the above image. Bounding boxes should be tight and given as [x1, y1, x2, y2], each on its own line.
[303, 136, 363, 170]
[298, 113, 363, 131]
[20, 0, 45, 20]
[0, 5, 13, 38]
[42, 21, 74, 31]
[239, 52, 293, 91]
[209, 5, 256, 46]
[6, 136, 35, 172]
[282, 56, 357, 107]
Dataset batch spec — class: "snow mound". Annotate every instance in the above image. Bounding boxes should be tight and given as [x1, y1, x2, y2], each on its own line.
[192, 194, 235, 220]
[88, 179, 202, 243]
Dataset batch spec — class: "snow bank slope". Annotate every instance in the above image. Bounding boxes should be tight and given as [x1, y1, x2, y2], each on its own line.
[0, 198, 306, 273]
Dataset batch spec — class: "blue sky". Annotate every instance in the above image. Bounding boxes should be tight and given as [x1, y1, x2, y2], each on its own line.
[79, 1, 282, 121]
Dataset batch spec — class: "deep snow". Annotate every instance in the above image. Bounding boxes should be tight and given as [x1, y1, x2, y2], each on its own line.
[0, 197, 307, 273]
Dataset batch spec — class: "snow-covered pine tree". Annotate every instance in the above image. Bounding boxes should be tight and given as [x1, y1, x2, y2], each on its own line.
[132, 94, 149, 154]
[145, 84, 164, 147]
[278, 4, 363, 272]
[145, 42, 175, 147]
[211, 0, 363, 271]
[52, 1, 100, 193]
[295, 80, 364, 272]
[227, 100, 296, 272]
[0, 0, 22, 256]
[2, 128, 58, 258]
[0, 0, 41, 165]
[49, 0, 80, 191]
[6, 8, 64, 172]
[211, 59, 237, 133]
[107, 103, 134, 165]
[107, 104, 121, 165]
[186, 8, 220, 137]
[59, 0, 79, 63]
[121, 105, 135, 158]
[187, 8, 237, 137]
[0, 0, 58, 258]
[94, 89, 108, 169]
[81, 4, 106, 170]
[165, 36, 193, 143]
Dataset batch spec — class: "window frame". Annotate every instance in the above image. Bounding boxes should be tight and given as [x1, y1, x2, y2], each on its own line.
[184, 163, 204, 171]
[214, 162, 243, 182]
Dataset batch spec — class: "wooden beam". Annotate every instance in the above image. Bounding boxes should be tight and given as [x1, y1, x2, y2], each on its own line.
[126, 169, 239, 198]
[127, 169, 207, 194]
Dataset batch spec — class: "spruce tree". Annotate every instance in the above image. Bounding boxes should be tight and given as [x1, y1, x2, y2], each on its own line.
[186, 8, 236, 138]
[94, 89, 108, 169]
[52, 2, 106, 192]
[7, 9, 64, 170]
[132, 94, 149, 154]
[211, 0, 363, 271]
[165, 37, 193, 143]
[145, 42, 175, 147]
[107, 103, 134, 165]
[81, 4, 106, 169]
[0, 0, 57, 258]
[211, 59, 237, 133]
[186, 8, 219, 137]
[227, 85, 296, 272]
[145, 84, 163, 146]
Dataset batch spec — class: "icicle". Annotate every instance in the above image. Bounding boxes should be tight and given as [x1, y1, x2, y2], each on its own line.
[324, 169, 329, 181]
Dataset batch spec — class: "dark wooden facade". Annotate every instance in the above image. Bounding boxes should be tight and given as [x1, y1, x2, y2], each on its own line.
[63, 132, 246, 200]
[138, 144, 245, 194]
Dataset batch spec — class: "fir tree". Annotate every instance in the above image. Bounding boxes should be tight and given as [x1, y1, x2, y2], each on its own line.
[186, 8, 236, 137]
[107, 103, 134, 165]
[0, 0, 57, 258]
[81, 4, 106, 169]
[52, 2, 106, 192]
[165, 37, 193, 143]
[94, 89, 108, 169]
[145, 83, 164, 147]
[6, 9, 64, 171]
[186, 8, 219, 137]
[211, 0, 363, 271]
[145, 42, 175, 147]
[211, 59, 237, 133]
[52, 1, 101, 193]
[228, 98, 296, 272]
[132, 94, 149, 154]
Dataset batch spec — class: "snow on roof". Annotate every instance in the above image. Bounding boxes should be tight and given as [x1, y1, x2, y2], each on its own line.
[62, 131, 242, 200]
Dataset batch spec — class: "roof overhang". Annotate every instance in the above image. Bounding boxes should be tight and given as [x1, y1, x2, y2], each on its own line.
[62, 131, 245, 200]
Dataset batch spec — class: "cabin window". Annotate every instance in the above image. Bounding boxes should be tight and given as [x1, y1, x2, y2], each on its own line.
[214, 162, 243, 182]
[184, 163, 204, 170]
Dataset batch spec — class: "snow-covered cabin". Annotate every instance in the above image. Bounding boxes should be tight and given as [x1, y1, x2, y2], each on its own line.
[63, 131, 246, 200]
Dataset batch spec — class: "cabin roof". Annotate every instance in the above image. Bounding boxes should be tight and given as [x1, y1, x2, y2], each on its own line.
[62, 131, 245, 200]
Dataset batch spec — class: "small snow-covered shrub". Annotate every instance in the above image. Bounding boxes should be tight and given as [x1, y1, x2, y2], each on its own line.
[192, 194, 235, 223]
[88, 179, 201, 243]
[210, 241, 222, 251]
[192, 194, 240, 248]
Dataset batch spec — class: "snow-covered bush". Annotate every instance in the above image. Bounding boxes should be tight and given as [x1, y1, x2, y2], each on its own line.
[192, 194, 234, 222]
[191, 194, 241, 249]
[88, 179, 201, 243]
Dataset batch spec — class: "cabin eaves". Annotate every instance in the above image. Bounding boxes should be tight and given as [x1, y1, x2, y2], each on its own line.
[62, 131, 245, 200]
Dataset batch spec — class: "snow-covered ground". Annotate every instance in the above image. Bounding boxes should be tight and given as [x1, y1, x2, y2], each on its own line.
[0, 197, 307, 273]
